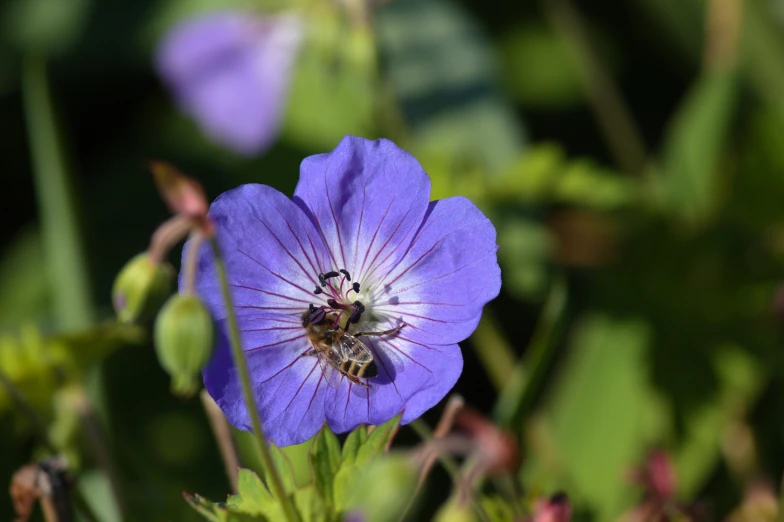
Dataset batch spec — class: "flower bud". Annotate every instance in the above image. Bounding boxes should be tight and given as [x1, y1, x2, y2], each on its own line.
[113, 253, 174, 324]
[434, 499, 477, 522]
[154, 294, 214, 397]
[533, 493, 572, 522]
[347, 454, 418, 522]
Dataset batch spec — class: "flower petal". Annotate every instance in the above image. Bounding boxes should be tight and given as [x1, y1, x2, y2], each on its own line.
[189, 184, 334, 445]
[322, 338, 463, 432]
[372, 196, 500, 345]
[185, 183, 332, 321]
[156, 12, 302, 155]
[293, 136, 432, 281]
[203, 318, 328, 446]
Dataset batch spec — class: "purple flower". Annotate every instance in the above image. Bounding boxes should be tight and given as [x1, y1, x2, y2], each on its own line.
[155, 11, 303, 155]
[188, 136, 500, 446]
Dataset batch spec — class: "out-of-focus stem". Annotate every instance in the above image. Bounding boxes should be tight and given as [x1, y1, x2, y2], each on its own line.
[704, 0, 743, 72]
[70, 386, 127, 517]
[470, 311, 516, 391]
[22, 54, 93, 331]
[543, 0, 648, 176]
[493, 277, 568, 429]
[200, 390, 240, 493]
[210, 238, 300, 522]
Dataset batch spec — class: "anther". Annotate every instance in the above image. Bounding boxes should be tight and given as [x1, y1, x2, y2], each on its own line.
[313, 286, 323, 295]
[352, 282, 360, 293]
[353, 301, 365, 313]
[327, 298, 349, 310]
[339, 269, 351, 281]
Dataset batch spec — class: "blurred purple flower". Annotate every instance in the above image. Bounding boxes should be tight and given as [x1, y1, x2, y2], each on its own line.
[156, 11, 303, 155]
[186, 136, 500, 446]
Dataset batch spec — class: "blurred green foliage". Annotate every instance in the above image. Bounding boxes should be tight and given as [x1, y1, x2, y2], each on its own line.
[3, 0, 784, 520]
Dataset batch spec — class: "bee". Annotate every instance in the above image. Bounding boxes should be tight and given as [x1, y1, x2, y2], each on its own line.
[301, 307, 403, 387]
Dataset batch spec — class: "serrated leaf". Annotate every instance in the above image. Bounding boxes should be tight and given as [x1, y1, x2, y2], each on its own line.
[310, 426, 341, 506]
[185, 492, 266, 522]
[184, 492, 224, 522]
[227, 469, 281, 520]
[354, 415, 401, 468]
[293, 484, 329, 522]
[341, 425, 368, 467]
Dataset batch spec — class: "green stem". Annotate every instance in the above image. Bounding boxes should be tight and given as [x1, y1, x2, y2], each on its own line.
[469, 311, 517, 390]
[210, 238, 300, 522]
[408, 420, 492, 522]
[543, 0, 648, 176]
[22, 53, 93, 331]
[493, 277, 568, 429]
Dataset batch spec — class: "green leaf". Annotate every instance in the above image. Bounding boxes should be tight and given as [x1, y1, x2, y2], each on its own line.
[227, 469, 281, 520]
[0, 228, 49, 330]
[310, 426, 341, 507]
[3, 0, 91, 54]
[499, 23, 585, 108]
[264, 443, 298, 494]
[480, 495, 516, 522]
[340, 425, 368, 467]
[22, 54, 94, 331]
[282, 11, 376, 149]
[334, 416, 402, 512]
[376, 0, 525, 174]
[354, 414, 401, 468]
[293, 485, 329, 522]
[660, 69, 738, 226]
[185, 492, 266, 522]
[333, 463, 361, 513]
[673, 346, 766, 497]
[536, 314, 668, 519]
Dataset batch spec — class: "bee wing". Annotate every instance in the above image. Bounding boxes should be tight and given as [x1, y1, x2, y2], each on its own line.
[316, 348, 345, 390]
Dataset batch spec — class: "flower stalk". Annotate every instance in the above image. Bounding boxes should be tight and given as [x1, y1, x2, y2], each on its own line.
[209, 237, 300, 522]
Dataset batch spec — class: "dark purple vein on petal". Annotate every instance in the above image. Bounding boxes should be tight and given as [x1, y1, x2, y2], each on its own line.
[274, 205, 323, 277]
[352, 180, 367, 274]
[387, 252, 497, 297]
[323, 162, 348, 271]
[379, 338, 435, 376]
[245, 333, 307, 353]
[230, 284, 313, 305]
[268, 359, 321, 425]
[252, 212, 316, 283]
[370, 341, 403, 402]
[256, 350, 311, 388]
[357, 195, 395, 277]
[236, 249, 316, 298]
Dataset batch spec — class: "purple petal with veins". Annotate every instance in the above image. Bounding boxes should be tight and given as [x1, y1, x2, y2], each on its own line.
[186, 136, 501, 446]
[155, 11, 303, 155]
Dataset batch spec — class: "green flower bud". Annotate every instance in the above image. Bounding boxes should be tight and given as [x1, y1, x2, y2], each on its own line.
[434, 499, 477, 522]
[112, 253, 173, 324]
[347, 454, 418, 522]
[154, 295, 214, 397]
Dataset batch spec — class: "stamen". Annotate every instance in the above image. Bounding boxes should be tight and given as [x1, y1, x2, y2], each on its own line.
[306, 306, 326, 325]
[327, 298, 349, 310]
[339, 269, 351, 281]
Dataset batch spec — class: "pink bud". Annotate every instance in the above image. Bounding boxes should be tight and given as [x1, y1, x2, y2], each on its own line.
[150, 161, 209, 219]
[646, 450, 677, 500]
[533, 493, 572, 522]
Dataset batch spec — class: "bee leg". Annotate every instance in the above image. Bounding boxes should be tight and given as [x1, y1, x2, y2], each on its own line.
[354, 324, 405, 338]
